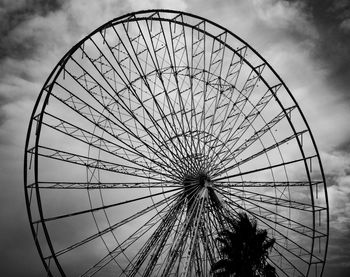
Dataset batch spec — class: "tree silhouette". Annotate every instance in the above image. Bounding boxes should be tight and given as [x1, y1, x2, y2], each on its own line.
[211, 213, 276, 277]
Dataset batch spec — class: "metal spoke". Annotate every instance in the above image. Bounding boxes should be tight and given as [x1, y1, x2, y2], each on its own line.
[29, 181, 181, 189]
[34, 187, 181, 224]
[212, 155, 317, 181]
[214, 130, 307, 177]
[28, 145, 173, 181]
[223, 186, 326, 212]
[46, 190, 183, 259]
[218, 186, 327, 238]
[81, 192, 184, 277]
[215, 180, 323, 188]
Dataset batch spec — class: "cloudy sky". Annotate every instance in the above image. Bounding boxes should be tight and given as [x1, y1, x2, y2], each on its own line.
[1, 0, 350, 276]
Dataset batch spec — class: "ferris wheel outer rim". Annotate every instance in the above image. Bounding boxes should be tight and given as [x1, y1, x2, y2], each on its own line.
[23, 9, 329, 276]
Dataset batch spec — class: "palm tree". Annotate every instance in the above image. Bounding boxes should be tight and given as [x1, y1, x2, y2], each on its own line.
[211, 212, 276, 277]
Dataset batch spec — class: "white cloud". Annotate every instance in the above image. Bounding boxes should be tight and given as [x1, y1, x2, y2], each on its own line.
[129, 0, 187, 11]
[322, 151, 350, 176]
[328, 183, 350, 231]
[252, 0, 317, 37]
[340, 18, 350, 31]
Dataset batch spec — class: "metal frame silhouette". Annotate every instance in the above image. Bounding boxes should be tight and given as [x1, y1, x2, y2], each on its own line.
[24, 9, 329, 277]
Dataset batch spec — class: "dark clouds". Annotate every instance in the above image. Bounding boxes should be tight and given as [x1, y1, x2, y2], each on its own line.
[336, 137, 350, 155]
[0, 205, 46, 276]
[285, 0, 350, 98]
[0, 0, 66, 60]
[0, 0, 64, 33]
[325, 226, 350, 275]
[0, 94, 8, 125]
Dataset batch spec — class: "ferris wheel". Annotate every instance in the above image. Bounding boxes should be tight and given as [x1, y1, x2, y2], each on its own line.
[24, 9, 329, 277]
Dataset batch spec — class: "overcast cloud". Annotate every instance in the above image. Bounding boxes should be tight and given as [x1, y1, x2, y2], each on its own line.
[1, 0, 350, 276]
